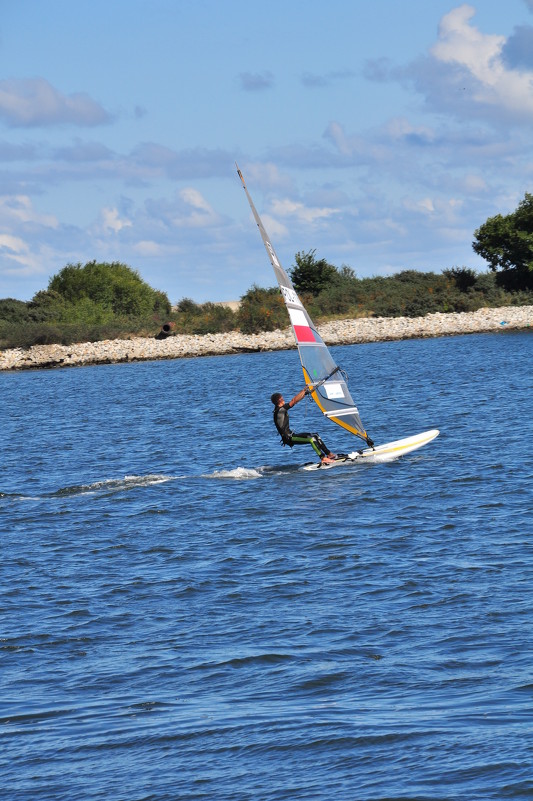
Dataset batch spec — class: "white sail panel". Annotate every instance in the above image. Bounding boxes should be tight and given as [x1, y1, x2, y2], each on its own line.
[288, 308, 307, 327]
[324, 383, 344, 400]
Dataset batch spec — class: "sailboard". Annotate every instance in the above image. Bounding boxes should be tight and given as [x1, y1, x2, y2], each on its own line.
[236, 164, 439, 465]
[300, 429, 440, 470]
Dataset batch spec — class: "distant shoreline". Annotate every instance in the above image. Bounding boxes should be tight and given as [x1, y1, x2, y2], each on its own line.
[1, 305, 531, 372]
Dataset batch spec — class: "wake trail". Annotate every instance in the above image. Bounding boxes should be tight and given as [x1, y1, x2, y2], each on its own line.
[1, 474, 179, 501]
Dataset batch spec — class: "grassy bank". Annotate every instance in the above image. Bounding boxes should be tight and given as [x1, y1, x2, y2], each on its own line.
[2, 268, 532, 351]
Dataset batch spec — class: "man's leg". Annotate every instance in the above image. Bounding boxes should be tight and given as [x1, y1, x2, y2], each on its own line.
[312, 434, 331, 457]
[290, 433, 323, 457]
[296, 432, 332, 456]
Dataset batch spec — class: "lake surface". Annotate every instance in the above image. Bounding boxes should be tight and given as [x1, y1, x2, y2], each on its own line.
[1, 331, 532, 801]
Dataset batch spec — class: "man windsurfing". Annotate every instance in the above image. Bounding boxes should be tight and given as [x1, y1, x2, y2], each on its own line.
[271, 388, 337, 464]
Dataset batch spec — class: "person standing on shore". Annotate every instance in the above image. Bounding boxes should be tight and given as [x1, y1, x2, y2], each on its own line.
[271, 388, 337, 464]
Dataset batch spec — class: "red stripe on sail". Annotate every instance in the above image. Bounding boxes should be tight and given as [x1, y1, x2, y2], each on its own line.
[293, 325, 316, 343]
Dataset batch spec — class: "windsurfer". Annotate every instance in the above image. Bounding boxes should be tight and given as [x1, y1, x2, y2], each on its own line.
[271, 389, 337, 464]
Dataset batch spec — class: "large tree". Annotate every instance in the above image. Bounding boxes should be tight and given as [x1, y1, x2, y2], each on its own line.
[48, 261, 171, 316]
[289, 249, 337, 295]
[473, 193, 533, 290]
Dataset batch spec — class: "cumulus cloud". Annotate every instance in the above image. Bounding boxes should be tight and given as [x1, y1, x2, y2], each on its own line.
[270, 197, 338, 225]
[422, 5, 533, 123]
[238, 71, 274, 91]
[143, 188, 223, 232]
[87, 188, 227, 261]
[365, 5, 533, 127]
[401, 195, 464, 221]
[431, 5, 504, 67]
[0, 232, 44, 275]
[239, 161, 294, 193]
[0, 194, 58, 228]
[177, 187, 218, 226]
[0, 195, 62, 281]
[0, 78, 112, 128]
[99, 207, 132, 234]
[323, 120, 386, 163]
[322, 115, 515, 203]
[0, 233, 29, 257]
[384, 117, 437, 146]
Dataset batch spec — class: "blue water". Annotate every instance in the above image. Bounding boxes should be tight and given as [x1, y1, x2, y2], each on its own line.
[1, 331, 532, 801]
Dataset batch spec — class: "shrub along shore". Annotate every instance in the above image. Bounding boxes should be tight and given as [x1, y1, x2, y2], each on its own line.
[0, 305, 531, 372]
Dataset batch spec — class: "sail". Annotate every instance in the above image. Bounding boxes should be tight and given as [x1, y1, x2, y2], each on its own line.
[237, 165, 371, 445]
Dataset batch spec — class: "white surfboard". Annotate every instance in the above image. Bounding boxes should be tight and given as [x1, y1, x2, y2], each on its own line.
[300, 429, 439, 470]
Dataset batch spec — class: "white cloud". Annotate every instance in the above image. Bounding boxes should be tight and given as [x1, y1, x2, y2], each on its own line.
[240, 161, 293, 193]
[426, 4, 533, 123]
[385, 117, 436, 144]
[0, 233, 42, 274]
[403, 197, 435, 215]
[99, 207, 132, 233]
[431, 5, 505, 74]
[0, 195, 58, 228]
[271, 197, 337, 225]
[401, 195, 465, 226]
[0, 233, 28, 255]
[119, 188, 227, 259]
[325, 121, 357, 157]
[364, 5, 533, 128]
[133, 240, 169, 257]
[170, 188, 220, 228]
[0, 78, 112, 128]
[179, 187, 212, 213]
[0, 196, 64, 283]
[323, 121, 388, 164]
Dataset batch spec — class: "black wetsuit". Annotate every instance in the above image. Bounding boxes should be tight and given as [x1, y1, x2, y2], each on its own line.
[273, 403, 331, 458]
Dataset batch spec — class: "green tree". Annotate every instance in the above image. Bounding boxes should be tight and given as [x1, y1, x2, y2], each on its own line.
[176, 297, 199, 314]
[27, 290, 68, 321]
[237, 285, 288, 333]
[473, 194, 533, 290]
[289, 249, 337, 295]
[0, 298, 29, 323]
[443, 267, 477, 292]
[48, 261, 171, 317]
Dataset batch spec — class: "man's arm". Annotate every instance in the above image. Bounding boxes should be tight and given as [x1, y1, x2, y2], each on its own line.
[288, 387, 310, 407]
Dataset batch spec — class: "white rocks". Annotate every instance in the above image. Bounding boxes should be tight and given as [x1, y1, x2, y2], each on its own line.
[317, 306, 533, 345]
[0, 306, 531, 371]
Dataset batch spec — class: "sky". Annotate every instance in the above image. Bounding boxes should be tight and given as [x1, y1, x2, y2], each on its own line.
[2, 0, 533, 304]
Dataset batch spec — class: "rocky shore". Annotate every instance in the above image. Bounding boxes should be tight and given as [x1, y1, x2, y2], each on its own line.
[1, 305, 531, 372]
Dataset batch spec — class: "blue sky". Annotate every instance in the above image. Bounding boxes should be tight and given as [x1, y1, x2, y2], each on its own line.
[2, 1, 533, 304]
